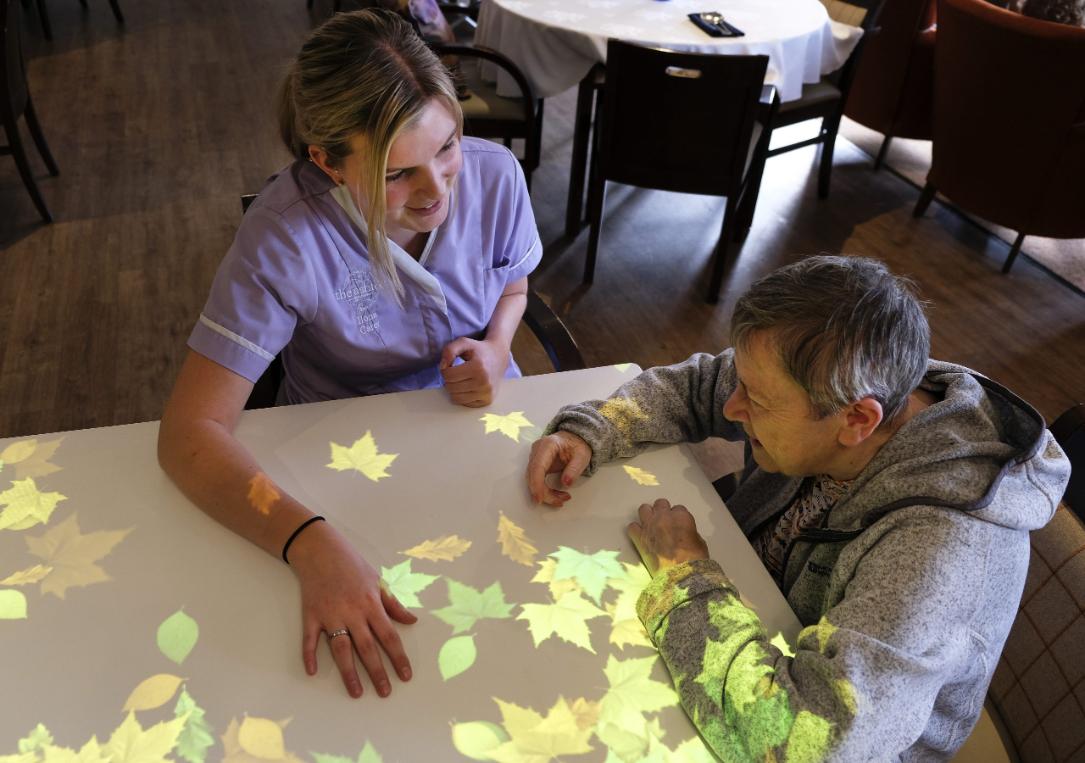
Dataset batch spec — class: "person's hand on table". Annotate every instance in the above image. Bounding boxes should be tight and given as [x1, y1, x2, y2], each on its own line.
[287, 521, 416, 699]
[627, 498, 710, 577]
[526, 430, 593, 506]
[440, 336, 509, 407]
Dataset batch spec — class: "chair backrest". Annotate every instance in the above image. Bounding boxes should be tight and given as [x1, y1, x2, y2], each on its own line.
[1051, 404, 1084, 521]
[929, 0, 1085, 238]
[819, 0, 887, 92]
[596, 40, 768, 197]
[1, 0, 29, 120]
[844, 0, 935, 135]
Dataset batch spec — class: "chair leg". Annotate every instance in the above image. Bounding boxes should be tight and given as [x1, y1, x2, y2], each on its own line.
[107, 0, 125, 24]
[5, 119, 53, 223]
[36, 0, 53, 41]
[78, 0, 87, 7]
[24, 98, 59, 176]
[817, 116, 841, 199]
[307, 0, 314, 8]
[583, 178, 606, 284]
[707, 196, 740, 303]
[565, 72, 596, 239]
[913, 182, 936, 217]
[1002, 233, 1026, 274]
[873, 134, 892, 171]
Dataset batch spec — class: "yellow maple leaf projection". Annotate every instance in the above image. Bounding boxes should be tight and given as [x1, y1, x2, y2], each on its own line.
[221, 717, 306, 763]
[496, 512, 538, 566]
[103, 711, 187, 763]
[246, 473, 280, 516]
[0, 438, 63, 480]
[518, 591, 608, 653]
[567, 697, 601, 731]
[479, 411, 533, 442]
[622, 465, 660, 486]
[488, 697, 594, 763]
[0, 478, 67, 532]
[0, 564, 53, 586]
[40, 737, 112, 763]
[598, 398, 648, 438]
[24, 513, 132, 599]
[401, 534, 472, 562]
[327, 432, 398, 482]
[531, 558, 581, 600]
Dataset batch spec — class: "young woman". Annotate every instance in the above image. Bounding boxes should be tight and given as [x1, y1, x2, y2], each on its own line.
[158, 9, 540, 700]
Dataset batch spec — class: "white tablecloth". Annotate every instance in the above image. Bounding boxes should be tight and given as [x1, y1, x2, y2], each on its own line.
[476, 0, 863, 101]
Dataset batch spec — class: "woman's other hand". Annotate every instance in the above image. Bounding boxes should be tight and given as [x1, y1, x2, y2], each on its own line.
[288, 520, 416, 698]
[439, 336, 509, 407]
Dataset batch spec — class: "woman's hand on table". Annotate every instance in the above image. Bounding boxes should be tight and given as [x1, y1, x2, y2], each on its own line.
[526, 430, 593, 506]
[627, 498, 710, 577]
[287, 521, 416, 699]
[440, 336, 509, 407]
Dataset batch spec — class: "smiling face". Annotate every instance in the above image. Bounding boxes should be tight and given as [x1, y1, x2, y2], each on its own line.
[722, 331, 848, 477]
[316, 98, 463, 252]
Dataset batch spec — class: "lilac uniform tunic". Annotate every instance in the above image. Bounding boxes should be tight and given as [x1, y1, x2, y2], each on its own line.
[188, 138, 542, 404]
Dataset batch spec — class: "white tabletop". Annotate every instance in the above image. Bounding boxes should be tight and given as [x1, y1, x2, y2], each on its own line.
[476, 0, 863, 100]
[0, 366, 799, 761]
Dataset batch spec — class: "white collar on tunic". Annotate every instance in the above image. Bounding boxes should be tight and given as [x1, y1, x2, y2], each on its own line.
[329, 184, 449, 316]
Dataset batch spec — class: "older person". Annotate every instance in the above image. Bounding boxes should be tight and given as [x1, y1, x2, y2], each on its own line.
[526, 256, 1070, 760]
[160, 10, 540, 702]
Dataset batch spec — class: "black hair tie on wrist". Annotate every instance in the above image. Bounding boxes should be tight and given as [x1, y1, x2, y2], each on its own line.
[282, 515, 326, 564]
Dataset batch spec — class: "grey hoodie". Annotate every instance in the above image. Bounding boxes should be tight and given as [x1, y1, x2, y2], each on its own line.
[549, 351, 1070, 761]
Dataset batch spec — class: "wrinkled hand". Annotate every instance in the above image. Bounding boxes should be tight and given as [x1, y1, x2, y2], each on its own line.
[288, 521, 416, 698]
[627, 498, 710, 577]
[526, 430, 593, 506]
[440, 337, 509, 407]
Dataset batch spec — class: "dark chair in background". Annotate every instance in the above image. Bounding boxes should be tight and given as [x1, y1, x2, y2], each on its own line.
[763, 0, 885, 198]
[984, 403, 1085, 761]
[582, 40, 777, 303]
[913, 0, 1085, 274]
[29, 0, 124, 41]
[239, 194, 585, 410]
[433, 42, 543, 189]
[843, 0, 935, 168]
[2, 0, 58, 223]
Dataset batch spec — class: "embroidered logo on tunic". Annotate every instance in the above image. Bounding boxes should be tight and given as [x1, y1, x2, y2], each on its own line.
[334, 270, 379, 335]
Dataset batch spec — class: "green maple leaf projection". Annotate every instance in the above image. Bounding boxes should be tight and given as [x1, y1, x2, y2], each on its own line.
[380, 559, 438, 608]
[0, 478, 66, 532]
[549, 547, 626, 605]
[311, 742, 383, 763]
[517, 591, 608, 653]
[598, 655, 678, 731]
[173, 687, 215, 763]
[487, 697, 594, 763]
[432, 579, 514, 634]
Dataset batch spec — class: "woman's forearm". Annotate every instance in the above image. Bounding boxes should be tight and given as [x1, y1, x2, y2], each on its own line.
[485, 276, 529, 352]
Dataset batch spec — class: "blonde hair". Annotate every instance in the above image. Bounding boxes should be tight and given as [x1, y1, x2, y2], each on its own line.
[278, 9, 463, 299]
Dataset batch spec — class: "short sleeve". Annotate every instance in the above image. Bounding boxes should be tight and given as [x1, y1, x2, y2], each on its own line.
[187, 207, 317, 383]
[491, 152, 542, 284]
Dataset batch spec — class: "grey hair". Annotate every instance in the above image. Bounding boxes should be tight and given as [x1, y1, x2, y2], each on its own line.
[730, 255, 930, 423]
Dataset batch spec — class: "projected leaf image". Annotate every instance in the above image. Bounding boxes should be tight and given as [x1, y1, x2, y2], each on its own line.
[123, 674, 184, 713]
[0, 564, 52, 586]
[487, 697, 595, 763]
[479, 411, 533, 442]
[613, 364, 633, 372]
[606, 562, 653, 650]
[496, 512, 537, 567]
[174, 687, 214, 763]
[450, 721, 509, 761]
[380, 559, 438, 608]
[517, 591, 607, 653]
[598, 655, 678, 730]
[432, 579, 514, 634]
[105, 711, 189, 763]
[246, 473, 279, 516]
[0, 477, 67, 532]
[438, 634, 477, 680]
[312, 741, 383, 763]
[24, 513, 131, 599]
[400, 534, 471, 562]
[157, 609, 199, 665]
[327, 432, 397, 482]
[550, 547, 625, 605]
[598, 398, 647, 438]
[622, 465, 660, 487]
[222, 716, 305, 763]
[531, 558, 581, 600]
[0, 437, 63, 480]
[0, 588, 28, 619]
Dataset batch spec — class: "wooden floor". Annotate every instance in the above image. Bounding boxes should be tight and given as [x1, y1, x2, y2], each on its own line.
[1, 0, 1082, 439]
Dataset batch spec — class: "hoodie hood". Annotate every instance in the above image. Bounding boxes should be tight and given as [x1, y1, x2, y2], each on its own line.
[826, 361, 1069, 534]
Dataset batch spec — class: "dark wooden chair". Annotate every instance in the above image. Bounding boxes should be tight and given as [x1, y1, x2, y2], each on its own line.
[763, 0, 886, 198]
[29, 0, 124, 41]
[1051, 403, 1084, 521]
[239, 194, 584, 410]
[2, 0, 58, 223]
[433, 41, 543, 190]
[582, 40, 778, 303]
